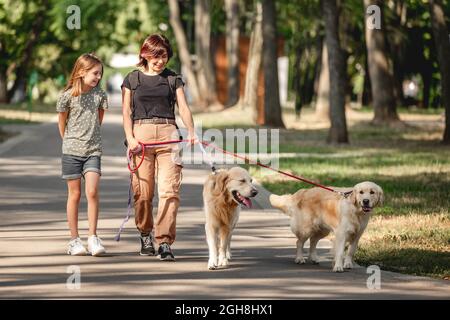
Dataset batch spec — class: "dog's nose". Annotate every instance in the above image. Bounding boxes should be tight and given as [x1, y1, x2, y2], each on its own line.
[251, 189, 258, 197]
[363, 199, 370, 206]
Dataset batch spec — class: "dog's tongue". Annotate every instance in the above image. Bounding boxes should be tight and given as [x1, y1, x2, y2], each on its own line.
[242, 197, 252, 208]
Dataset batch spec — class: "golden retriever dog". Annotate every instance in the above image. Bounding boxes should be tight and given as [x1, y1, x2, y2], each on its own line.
[269, 181, 383, 272]
[203, 167, 258, 270]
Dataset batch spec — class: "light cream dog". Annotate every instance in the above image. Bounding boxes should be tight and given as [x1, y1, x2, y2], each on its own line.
[270, 181, 383, 272]
[203, 167, 258, 270]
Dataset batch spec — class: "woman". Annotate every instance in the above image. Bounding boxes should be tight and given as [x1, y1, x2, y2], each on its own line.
[122, 34, 196, 261]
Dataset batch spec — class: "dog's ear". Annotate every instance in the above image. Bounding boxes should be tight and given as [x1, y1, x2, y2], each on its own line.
[349, 189, 357, 206]
[375, 184, 384, 207]
[212, 171, 229, 196]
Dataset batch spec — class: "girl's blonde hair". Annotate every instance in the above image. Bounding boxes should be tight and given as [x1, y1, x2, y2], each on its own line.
[65, 53, 103, 97]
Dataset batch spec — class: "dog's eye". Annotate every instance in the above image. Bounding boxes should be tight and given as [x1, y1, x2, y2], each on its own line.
[359, 191, 364, 194]
[370, 190, 375, 194]
[240, 179, 246, 183]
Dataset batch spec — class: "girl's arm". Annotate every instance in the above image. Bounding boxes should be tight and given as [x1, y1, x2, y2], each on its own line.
[122, 87, 139, 151]
[98, 108, 105, 125]
[58, 112, 68, 138]
[176, 87, 197, 144]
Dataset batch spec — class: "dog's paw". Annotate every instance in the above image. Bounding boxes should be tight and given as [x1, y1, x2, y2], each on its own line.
[226, 251, 232, 260]
[208, 259, 218, 270]
[333, 264, 344, 272]
[295, 257, 306, 264]
[218, 258, 229, 267]
[343, 260, 353, 269]
[309, 257, 320, 265]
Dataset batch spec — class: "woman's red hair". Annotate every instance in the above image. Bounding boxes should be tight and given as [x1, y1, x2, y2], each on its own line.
[137, 34, 173, 68]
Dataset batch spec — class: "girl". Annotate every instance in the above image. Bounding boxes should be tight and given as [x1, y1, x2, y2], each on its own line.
[122, 34, 197, 261]
[57, 53, 108, 256]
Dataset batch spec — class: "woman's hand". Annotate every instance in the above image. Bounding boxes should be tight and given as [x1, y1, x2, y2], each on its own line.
[127, 136, 141, 154]
[186, 131, 199, 146]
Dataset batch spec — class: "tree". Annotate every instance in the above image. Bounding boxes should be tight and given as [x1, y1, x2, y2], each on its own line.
[315, 41, 330, 120]
[364, 0, 400, 124]
[0, 0, 51, 103]
[322, 0, 348, 143]
[168, 0, 202, 106]
[224, 0, 240, 107]
[242, 0, 262, 123]
[195, 0, 218, 107]
[429, 0, 450, 144]
[261, 0, 285, 128]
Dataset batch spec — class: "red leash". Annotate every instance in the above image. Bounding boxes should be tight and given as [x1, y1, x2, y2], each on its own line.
[126, 139, 349, 196]
[199, 141, 342, 194]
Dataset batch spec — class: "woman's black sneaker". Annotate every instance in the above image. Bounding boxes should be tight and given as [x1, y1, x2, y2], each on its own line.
[139, 234, 155, 256]
[157, 242, 175, 261]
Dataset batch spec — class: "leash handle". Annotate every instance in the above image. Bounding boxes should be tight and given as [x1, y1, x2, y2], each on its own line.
[127, 142, 145, 173]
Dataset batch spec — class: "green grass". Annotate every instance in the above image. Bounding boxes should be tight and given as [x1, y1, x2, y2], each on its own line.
[354, 214, 450, 279]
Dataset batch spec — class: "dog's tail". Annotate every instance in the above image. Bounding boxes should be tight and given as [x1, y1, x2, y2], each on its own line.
[269, 194, 292, 215]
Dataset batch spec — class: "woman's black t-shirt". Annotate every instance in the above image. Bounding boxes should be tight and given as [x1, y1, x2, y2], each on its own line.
[121, 68, 184, 120]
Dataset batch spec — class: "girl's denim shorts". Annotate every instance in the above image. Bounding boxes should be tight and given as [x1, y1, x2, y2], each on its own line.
[61, 154, 101, 180]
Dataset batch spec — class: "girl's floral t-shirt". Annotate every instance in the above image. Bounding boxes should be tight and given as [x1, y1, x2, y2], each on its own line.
[56, 86, 108, 157]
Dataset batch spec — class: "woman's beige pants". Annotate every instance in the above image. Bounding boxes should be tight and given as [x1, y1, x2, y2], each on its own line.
[131, 123, 183, 245]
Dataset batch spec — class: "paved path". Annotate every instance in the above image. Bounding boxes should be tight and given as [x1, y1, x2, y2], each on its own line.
[0, 108, 449, 299]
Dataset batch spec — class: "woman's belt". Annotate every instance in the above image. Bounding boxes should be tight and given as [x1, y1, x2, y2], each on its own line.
[133, 118, 176, 125]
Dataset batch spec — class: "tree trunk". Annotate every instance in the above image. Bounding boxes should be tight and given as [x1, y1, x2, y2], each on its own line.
[195, 0, 218, 107]
[362, 56, 372, 106]
[293, 40, 303, 119]
[242, 1, 262, 124]
[0, 67, 7, 103]
[429, 0, 450, 144]
[168, 0, 202, 107]
[422, 69, 432, 109]
[261, 0, 285, 128]
[364, 0, 400, 124]
[315, 41, 330, 120]
[391, 0, 407, 108]
[224, 0, 240, 107]
[322, 0, 348, 143]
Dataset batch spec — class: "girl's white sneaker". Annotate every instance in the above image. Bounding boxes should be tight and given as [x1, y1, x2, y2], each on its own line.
[88, 235, 106, 256]
[67, 237, 87, 256]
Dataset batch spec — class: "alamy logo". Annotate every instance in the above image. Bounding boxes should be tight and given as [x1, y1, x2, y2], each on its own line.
[66, 265, 81, 290]
[171, 123, 280, 176]
[66, 5, 81, 30]
[366, 265, 381, 289]
[366, 5, 381, 30]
